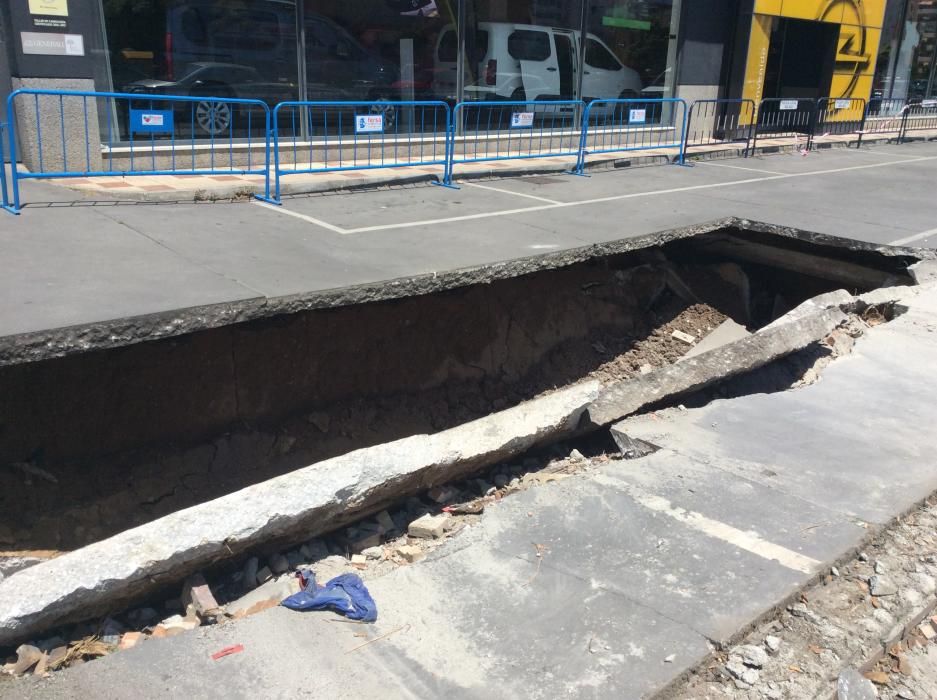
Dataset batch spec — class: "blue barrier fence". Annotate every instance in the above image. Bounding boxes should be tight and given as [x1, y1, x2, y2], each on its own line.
[3, 88, 272, 213]
[3, 89, 934, 214]
[575, 98, 688, 173]
[266, 100, 451, 203]
[445, 100, 584, 186]
[0, 123, 9, 213]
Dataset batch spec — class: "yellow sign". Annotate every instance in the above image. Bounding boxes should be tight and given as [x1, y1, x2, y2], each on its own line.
[740, 0, 887, 108]
[29, 0, 68, 17]
[741, 14, 774, 118]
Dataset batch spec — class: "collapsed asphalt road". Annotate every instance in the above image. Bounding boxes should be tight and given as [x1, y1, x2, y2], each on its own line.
[4, 270, 937, 698]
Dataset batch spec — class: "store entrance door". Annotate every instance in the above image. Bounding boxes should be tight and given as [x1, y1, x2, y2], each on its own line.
[762, 18, 838, 100]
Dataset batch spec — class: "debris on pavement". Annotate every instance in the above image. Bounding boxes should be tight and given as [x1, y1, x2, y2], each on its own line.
[671, 329, 696, 345]
[837, 668, 877, 700]
[407, 513, 449, 539]
[182, 573, 222, 622]
[344, 624, 410, 655]
[211, 644, 244, 661]
[671, 493, 937, 700]
[281, 571, 377, 623]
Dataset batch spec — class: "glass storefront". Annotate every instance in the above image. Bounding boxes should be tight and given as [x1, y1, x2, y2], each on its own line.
[100, 0, 679, 139]
[874, 0, 937, 100]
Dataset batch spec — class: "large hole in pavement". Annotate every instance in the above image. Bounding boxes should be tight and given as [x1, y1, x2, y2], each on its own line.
[0, 224, 920, 563]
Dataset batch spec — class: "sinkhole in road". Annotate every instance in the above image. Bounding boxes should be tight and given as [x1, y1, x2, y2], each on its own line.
[0, 222, 922, 566]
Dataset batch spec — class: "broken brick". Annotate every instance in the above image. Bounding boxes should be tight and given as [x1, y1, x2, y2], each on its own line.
[395, 545, 425, 563]
[182, 573, 221, 619]
[119, 632, 144, 650]
[408, 513, 449, 539]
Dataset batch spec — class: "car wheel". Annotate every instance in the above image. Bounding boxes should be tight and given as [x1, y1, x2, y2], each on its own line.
[370, 97, 397, 132]
[194, 97, 233, 138]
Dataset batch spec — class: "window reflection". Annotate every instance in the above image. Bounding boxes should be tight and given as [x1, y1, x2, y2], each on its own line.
[102, 0, 680, 140]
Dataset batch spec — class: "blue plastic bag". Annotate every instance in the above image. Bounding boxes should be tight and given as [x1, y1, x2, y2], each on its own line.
[281, 571, 378, 622]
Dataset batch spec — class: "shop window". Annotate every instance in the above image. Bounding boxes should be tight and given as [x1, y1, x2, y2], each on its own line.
[585, 38, 621, 71]
[508, 30, 552, 62]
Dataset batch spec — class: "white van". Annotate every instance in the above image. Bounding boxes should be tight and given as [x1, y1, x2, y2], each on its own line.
[433, 22, 642, 103]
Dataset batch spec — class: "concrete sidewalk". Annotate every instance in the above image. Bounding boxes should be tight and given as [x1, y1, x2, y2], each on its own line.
[8, 280, 937, 700]
[26, 131, 875, 203]
[2, 141, 937, 366]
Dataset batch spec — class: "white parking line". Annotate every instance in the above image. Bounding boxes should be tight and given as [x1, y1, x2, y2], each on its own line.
[594, 475, 821, 574]
[345, 155, 937, 234]
[698, 161, 782, 175]
[890, 227, 937, 246]
[460, 180, 563, 204]
[848, 148, 921, 160]
[252, 200, 348, 234]
[254, 154, 937, 235]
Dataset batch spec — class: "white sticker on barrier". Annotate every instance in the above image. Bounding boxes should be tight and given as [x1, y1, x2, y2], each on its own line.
[355, 114, 384, 133]
[629, 108, 646, 124]
[834, 99, 851, 110]
[779, 100, 799, 111]
[511, 112, 534, 128]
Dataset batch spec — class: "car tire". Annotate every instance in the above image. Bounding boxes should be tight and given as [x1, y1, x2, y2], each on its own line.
[193, 86, 234, 138]
[369, 95, 398, 132]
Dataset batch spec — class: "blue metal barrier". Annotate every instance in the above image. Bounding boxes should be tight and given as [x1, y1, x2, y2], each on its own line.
[574, 98, 688, 173]
[0, 123, 9, 213]
[264, 100, 451, 204]
[3, 88, 272, 214]
[813, 97, 866, 147]
[445, 100, 584, 186]
[681, 99, 756, 160]
[752, 98, 817, 153]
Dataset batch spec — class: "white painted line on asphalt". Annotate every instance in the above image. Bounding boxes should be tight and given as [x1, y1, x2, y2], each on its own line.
[460, 180, 563, 204]
[601, 478, 821, 574]
[890, 227, 937, 246]
[698, 161, 782, 175]
[252, 200, 349, 234]
[344, 155, 937, 234]
[848, 148, 921, 160]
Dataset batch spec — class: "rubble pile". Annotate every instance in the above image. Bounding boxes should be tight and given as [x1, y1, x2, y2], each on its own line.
[0, 442, 611, 680]
[674, 495, 937, 699]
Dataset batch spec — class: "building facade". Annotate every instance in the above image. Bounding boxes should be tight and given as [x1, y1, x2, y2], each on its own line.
[0, 0, 934, 150]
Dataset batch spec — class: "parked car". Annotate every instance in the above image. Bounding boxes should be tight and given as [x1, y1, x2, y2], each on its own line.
[149, 0, 400, 136]
[121, 62, 294, 137]
[433, 22, 642, 104]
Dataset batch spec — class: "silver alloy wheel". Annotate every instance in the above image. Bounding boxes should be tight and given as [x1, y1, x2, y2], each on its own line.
[370, 99, 397, 131]
[195, 99, 232, 136]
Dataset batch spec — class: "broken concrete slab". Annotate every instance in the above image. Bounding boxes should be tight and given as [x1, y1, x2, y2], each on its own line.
[680, 318, 752, 360]
[0, 380, 600, 647]
[761, 289, 854, 331]
[584, 308, 847, 428]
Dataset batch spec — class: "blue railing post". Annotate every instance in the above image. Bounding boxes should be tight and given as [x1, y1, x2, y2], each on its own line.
[573, 101, 593, 175]
[676, 98, 689, 165]
[4, 93, 21, 214]
[0, 123, 8, 212]
[254, 103, 281, 205]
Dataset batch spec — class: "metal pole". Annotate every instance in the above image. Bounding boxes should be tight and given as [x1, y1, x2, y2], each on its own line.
[455, 0, 465, 136]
